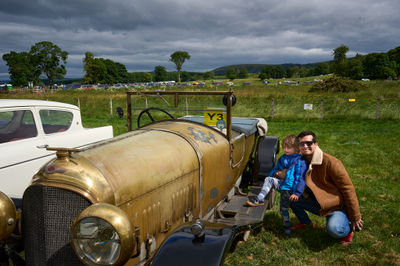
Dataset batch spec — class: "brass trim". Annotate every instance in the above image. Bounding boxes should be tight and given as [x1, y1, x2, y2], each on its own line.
[0, 191, 17, 240]
[71, 203, 136, 266]
[32, 154, 115, 204]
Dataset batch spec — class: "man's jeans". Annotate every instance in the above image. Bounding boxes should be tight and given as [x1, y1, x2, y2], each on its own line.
[291, 194, 351, 238]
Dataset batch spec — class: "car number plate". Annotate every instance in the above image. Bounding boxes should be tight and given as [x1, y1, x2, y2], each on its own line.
[204, 108, 226, 129]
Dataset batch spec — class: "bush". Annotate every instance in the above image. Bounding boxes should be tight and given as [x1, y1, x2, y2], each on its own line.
[309, 76, 365, 92]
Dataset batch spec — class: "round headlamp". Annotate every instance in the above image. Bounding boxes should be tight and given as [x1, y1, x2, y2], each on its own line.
[70, 203, 135, 265]
[0, 191, 17, 241]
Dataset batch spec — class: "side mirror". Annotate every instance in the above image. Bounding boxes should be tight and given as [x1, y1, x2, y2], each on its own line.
[116, 107, 124, 118]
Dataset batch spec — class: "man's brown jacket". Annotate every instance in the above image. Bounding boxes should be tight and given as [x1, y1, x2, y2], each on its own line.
[306, 146, 362, 222]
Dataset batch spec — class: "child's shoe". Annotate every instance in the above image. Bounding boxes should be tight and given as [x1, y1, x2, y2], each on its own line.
[290, 222, 312, 231]
[246, 198, 264, 207]
[341, 232, 353, 246]
[284, 228, 291, 235]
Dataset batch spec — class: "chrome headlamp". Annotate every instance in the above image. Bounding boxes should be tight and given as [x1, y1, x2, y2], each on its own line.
[70, 203, 135, 265]
[0, 191, 17, 241]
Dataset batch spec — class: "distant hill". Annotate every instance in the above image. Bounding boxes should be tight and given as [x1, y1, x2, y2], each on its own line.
[211, 62, 325, 75]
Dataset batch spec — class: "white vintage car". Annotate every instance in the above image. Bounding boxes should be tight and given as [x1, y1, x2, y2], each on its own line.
[0, 99, 113, 201]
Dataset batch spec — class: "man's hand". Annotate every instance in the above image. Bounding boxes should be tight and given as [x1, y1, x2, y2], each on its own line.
[289, 194, 299, 202]
[352, 219, 363, 232]
[275, 169, 288, 180]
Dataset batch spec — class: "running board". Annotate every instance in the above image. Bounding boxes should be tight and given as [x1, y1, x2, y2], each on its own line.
[213, 184, 274, 227]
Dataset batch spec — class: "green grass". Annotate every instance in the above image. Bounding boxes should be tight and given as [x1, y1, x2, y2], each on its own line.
[224, 119, 400, 265]
[1, 79, 400, 265]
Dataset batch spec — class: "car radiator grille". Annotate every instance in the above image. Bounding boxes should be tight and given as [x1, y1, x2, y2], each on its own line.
[22, 186, 90, 266]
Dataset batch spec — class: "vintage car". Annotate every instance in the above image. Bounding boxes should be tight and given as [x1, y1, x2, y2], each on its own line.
[0, 99, 114, 202]
[0, 91, 279, 265]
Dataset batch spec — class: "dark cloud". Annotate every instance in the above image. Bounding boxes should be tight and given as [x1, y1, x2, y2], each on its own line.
[1, 0, 399, 78]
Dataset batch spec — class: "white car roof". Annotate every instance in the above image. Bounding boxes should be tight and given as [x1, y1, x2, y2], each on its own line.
[0, 99, 79, 110]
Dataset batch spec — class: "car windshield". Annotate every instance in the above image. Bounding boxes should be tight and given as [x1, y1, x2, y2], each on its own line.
[0, 110, 38, 143]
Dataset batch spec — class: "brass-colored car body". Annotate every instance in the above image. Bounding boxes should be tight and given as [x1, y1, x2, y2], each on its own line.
[29, 118, 254, 265]
[2, 91, 279, 265]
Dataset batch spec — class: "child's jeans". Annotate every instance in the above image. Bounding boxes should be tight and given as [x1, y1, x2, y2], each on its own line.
[280, 190, 291, 230]
[257, 176, 291, 230]
[257, 176, 281, 201]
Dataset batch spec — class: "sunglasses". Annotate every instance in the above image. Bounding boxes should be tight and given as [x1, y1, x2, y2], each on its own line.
[299, 141, 314, 147]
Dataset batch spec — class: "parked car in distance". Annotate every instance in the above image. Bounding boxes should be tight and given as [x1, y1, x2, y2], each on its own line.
[0, 99, 113, 201]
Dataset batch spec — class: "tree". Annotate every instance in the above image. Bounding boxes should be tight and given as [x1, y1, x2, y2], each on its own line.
[332, 45, 349, 77]
[82, 52, 129, 84]
[29, 41, 68, 88]
[346, 54, 364, 80]
[333, 45, 349, 62]
[143, 72, 152, 82]
[238, 67, 249, 78]
[388, 46, 400, 76]
[299, 67, 309, 78]
[83, 52, 107, 84]
[169, 51, 190, 83]
[226, 67, 236, 80]
[287, 66, 300, 78]
[2, 51, 40, 86]
[154, 65, 167, 82]
[273, 65, 286, 78]
[315, 62, 330, 75]
[180, 71, 192, 82]
[258, 72, 267, 80]
[363, 53, 397, 79]
[203, 71, 214, 80]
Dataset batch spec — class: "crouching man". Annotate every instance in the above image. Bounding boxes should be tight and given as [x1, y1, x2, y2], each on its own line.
[290, 130, 363, 245]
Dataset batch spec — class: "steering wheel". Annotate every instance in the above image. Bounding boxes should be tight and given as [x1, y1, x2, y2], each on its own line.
[137, 107, 175, 128]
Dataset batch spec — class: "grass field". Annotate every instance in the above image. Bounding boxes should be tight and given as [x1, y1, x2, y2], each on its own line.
[1, 78, 400, 265]
[225, 119, 400, 265]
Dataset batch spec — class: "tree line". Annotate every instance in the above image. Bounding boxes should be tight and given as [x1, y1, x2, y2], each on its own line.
[331, 45, 400, 80]
[2, 43, 195, 87]
[3, 41, 400, 87]
[255, 45, 400, 80]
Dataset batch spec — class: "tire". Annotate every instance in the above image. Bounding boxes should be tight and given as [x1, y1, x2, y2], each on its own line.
[253, 136, 279, 180]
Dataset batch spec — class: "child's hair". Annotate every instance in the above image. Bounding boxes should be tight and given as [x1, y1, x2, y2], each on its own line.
[282, 134, 300, 153]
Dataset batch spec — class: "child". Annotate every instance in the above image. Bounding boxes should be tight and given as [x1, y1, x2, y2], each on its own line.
[246, 134, 308, 235]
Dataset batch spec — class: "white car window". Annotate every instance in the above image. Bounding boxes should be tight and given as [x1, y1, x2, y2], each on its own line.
[39, 109, 73, 134]
[0, 110, 38, 143]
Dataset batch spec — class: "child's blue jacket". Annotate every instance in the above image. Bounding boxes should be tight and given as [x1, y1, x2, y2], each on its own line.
[268, 153, 307, 196]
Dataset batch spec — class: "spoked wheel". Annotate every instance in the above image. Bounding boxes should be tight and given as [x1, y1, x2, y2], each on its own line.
[137, 107, 175, 128]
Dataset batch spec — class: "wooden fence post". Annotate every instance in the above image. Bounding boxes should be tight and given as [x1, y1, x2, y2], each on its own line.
[271, 98, 275, 119]
[185, 97, 189, 116]
[320, 98, 324, 120]
[109, 98, 113, 117]
[376, 96, 380, 120]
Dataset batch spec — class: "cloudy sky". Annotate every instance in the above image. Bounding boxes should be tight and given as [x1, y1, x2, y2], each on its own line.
[0, 0, 399, 78]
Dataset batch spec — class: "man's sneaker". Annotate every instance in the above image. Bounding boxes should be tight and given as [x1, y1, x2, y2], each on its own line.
[246, 198, 264, 207]
[290, 222, 312, 231]
[341, 232, 354, 246]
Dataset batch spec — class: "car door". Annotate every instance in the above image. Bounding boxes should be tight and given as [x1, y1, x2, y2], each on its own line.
[0, 107, 52, 199]
[38, 107, 79, 147]
[38, 107, 96, 149]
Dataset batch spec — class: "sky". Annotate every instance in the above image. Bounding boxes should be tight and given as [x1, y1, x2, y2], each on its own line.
[0, 0, 399, 79]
